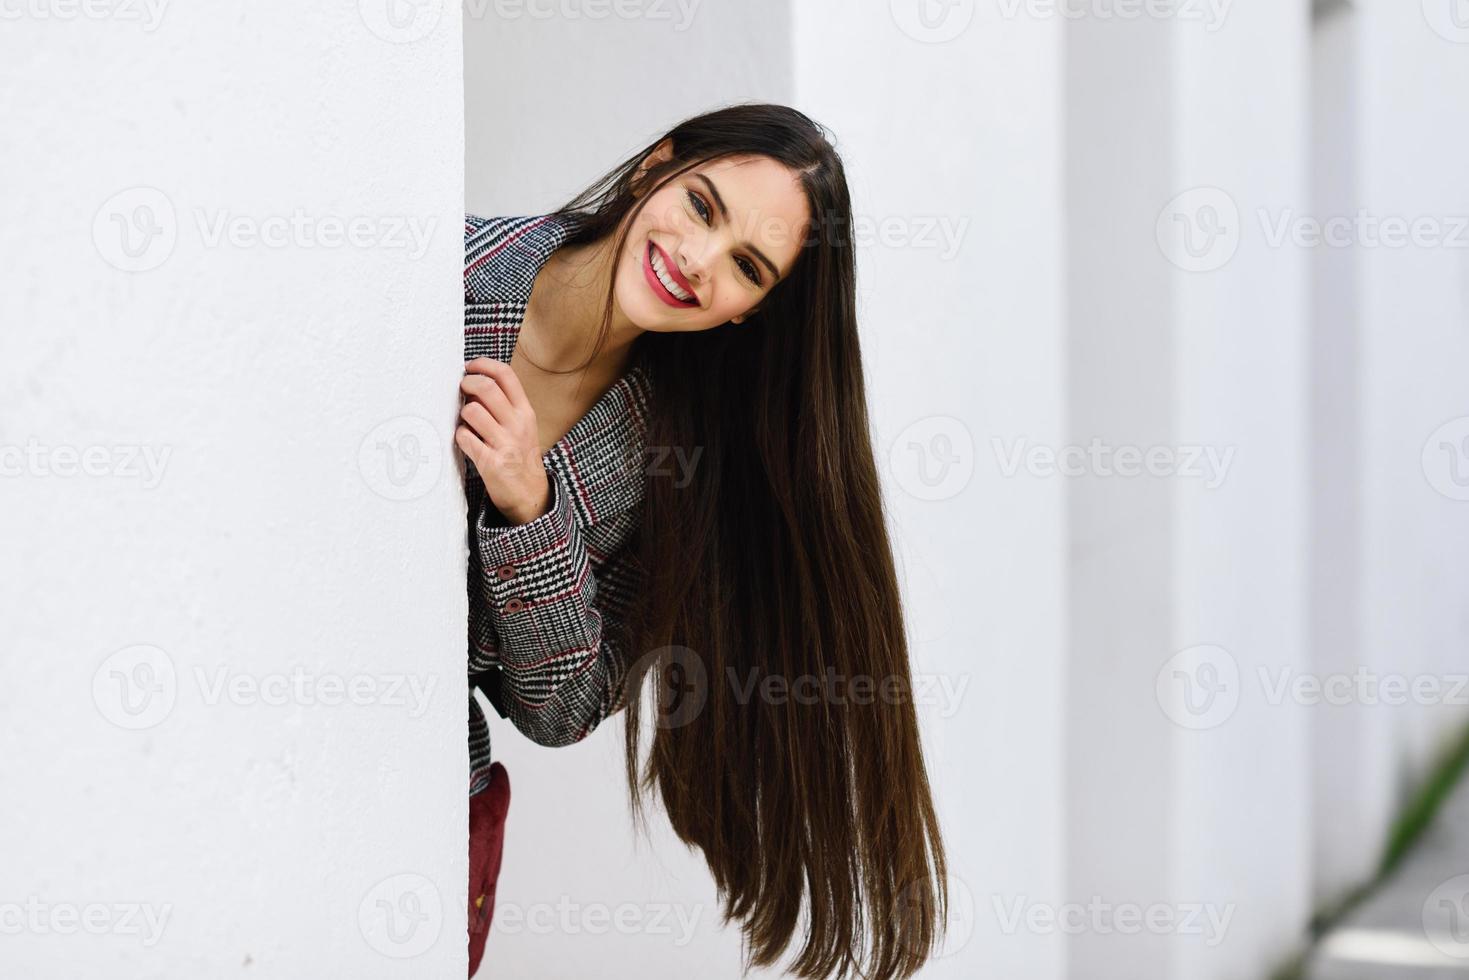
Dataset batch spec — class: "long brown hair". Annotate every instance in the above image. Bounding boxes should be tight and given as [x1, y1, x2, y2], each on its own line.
[548, 103, 948, 979]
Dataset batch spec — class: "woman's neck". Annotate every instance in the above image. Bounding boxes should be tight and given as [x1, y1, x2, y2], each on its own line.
[521, 233, 642, 382]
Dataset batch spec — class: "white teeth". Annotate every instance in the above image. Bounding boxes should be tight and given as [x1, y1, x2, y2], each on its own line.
[649, 245, 694, 303]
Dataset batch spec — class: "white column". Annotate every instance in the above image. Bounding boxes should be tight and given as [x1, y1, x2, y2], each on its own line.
[1355, 0, 1469, 792]
[1065, 3, 1314, 978]
[0, 3, 466, 974]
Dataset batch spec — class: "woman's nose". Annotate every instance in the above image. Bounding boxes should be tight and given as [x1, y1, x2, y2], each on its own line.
[678, 241, 712, 284]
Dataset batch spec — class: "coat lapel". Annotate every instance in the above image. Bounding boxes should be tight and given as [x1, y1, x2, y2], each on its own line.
[463, 212, 654, 527]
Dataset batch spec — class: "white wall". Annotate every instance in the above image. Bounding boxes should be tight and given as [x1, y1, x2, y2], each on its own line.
[0, 4, 466, 976]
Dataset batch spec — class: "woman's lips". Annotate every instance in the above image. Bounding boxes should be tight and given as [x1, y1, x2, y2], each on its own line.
[643, 240, 698, 308]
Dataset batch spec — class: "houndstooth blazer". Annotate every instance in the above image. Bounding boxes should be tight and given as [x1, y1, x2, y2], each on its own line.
[463, 212, 655, 797]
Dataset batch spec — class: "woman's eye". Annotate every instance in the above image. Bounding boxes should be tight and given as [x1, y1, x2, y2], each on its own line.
[737, 257, 761, 286]
[687, 190, 711, 223]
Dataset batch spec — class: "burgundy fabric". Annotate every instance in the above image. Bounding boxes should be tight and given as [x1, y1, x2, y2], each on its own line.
[468, 762, 511, 978]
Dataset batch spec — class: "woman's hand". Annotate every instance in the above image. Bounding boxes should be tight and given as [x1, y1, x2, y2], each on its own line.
[456, 357, 552, 525]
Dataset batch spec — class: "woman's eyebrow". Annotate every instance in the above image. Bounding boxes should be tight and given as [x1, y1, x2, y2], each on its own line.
[694, 172, 783, 282]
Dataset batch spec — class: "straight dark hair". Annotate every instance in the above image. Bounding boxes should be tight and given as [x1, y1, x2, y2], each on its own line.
[546, 103, 948, 979]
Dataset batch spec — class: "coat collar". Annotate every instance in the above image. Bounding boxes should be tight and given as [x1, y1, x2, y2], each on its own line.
[464, 212, 655, 527]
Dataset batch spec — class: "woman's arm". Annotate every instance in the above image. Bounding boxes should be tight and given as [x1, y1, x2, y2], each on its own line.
[468, 477, 639, 746]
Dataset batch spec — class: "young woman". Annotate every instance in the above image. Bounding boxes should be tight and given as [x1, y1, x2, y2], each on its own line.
[458, 103, 948, 979]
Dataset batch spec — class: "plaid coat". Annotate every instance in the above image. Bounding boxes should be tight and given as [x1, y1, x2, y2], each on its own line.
[463, 212, 655, 796]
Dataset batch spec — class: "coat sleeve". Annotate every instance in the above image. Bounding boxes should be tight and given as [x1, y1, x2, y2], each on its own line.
[469, 472, 640, 747]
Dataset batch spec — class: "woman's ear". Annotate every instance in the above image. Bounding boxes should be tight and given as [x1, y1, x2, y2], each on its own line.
[632, 138, 675, 198]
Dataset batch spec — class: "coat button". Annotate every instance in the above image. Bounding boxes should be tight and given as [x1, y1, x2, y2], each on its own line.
[495, 564, 516, 582]
[503, 597, 525, 614]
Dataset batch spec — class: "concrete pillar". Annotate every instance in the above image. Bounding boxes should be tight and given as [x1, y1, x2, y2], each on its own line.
[0, 3, 466, 974]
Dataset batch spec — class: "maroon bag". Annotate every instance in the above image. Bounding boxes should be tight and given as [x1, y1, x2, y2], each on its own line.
[468, 762, 511, 977]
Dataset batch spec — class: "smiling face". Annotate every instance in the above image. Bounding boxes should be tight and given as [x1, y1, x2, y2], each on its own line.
[612, 146, 812, 333]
